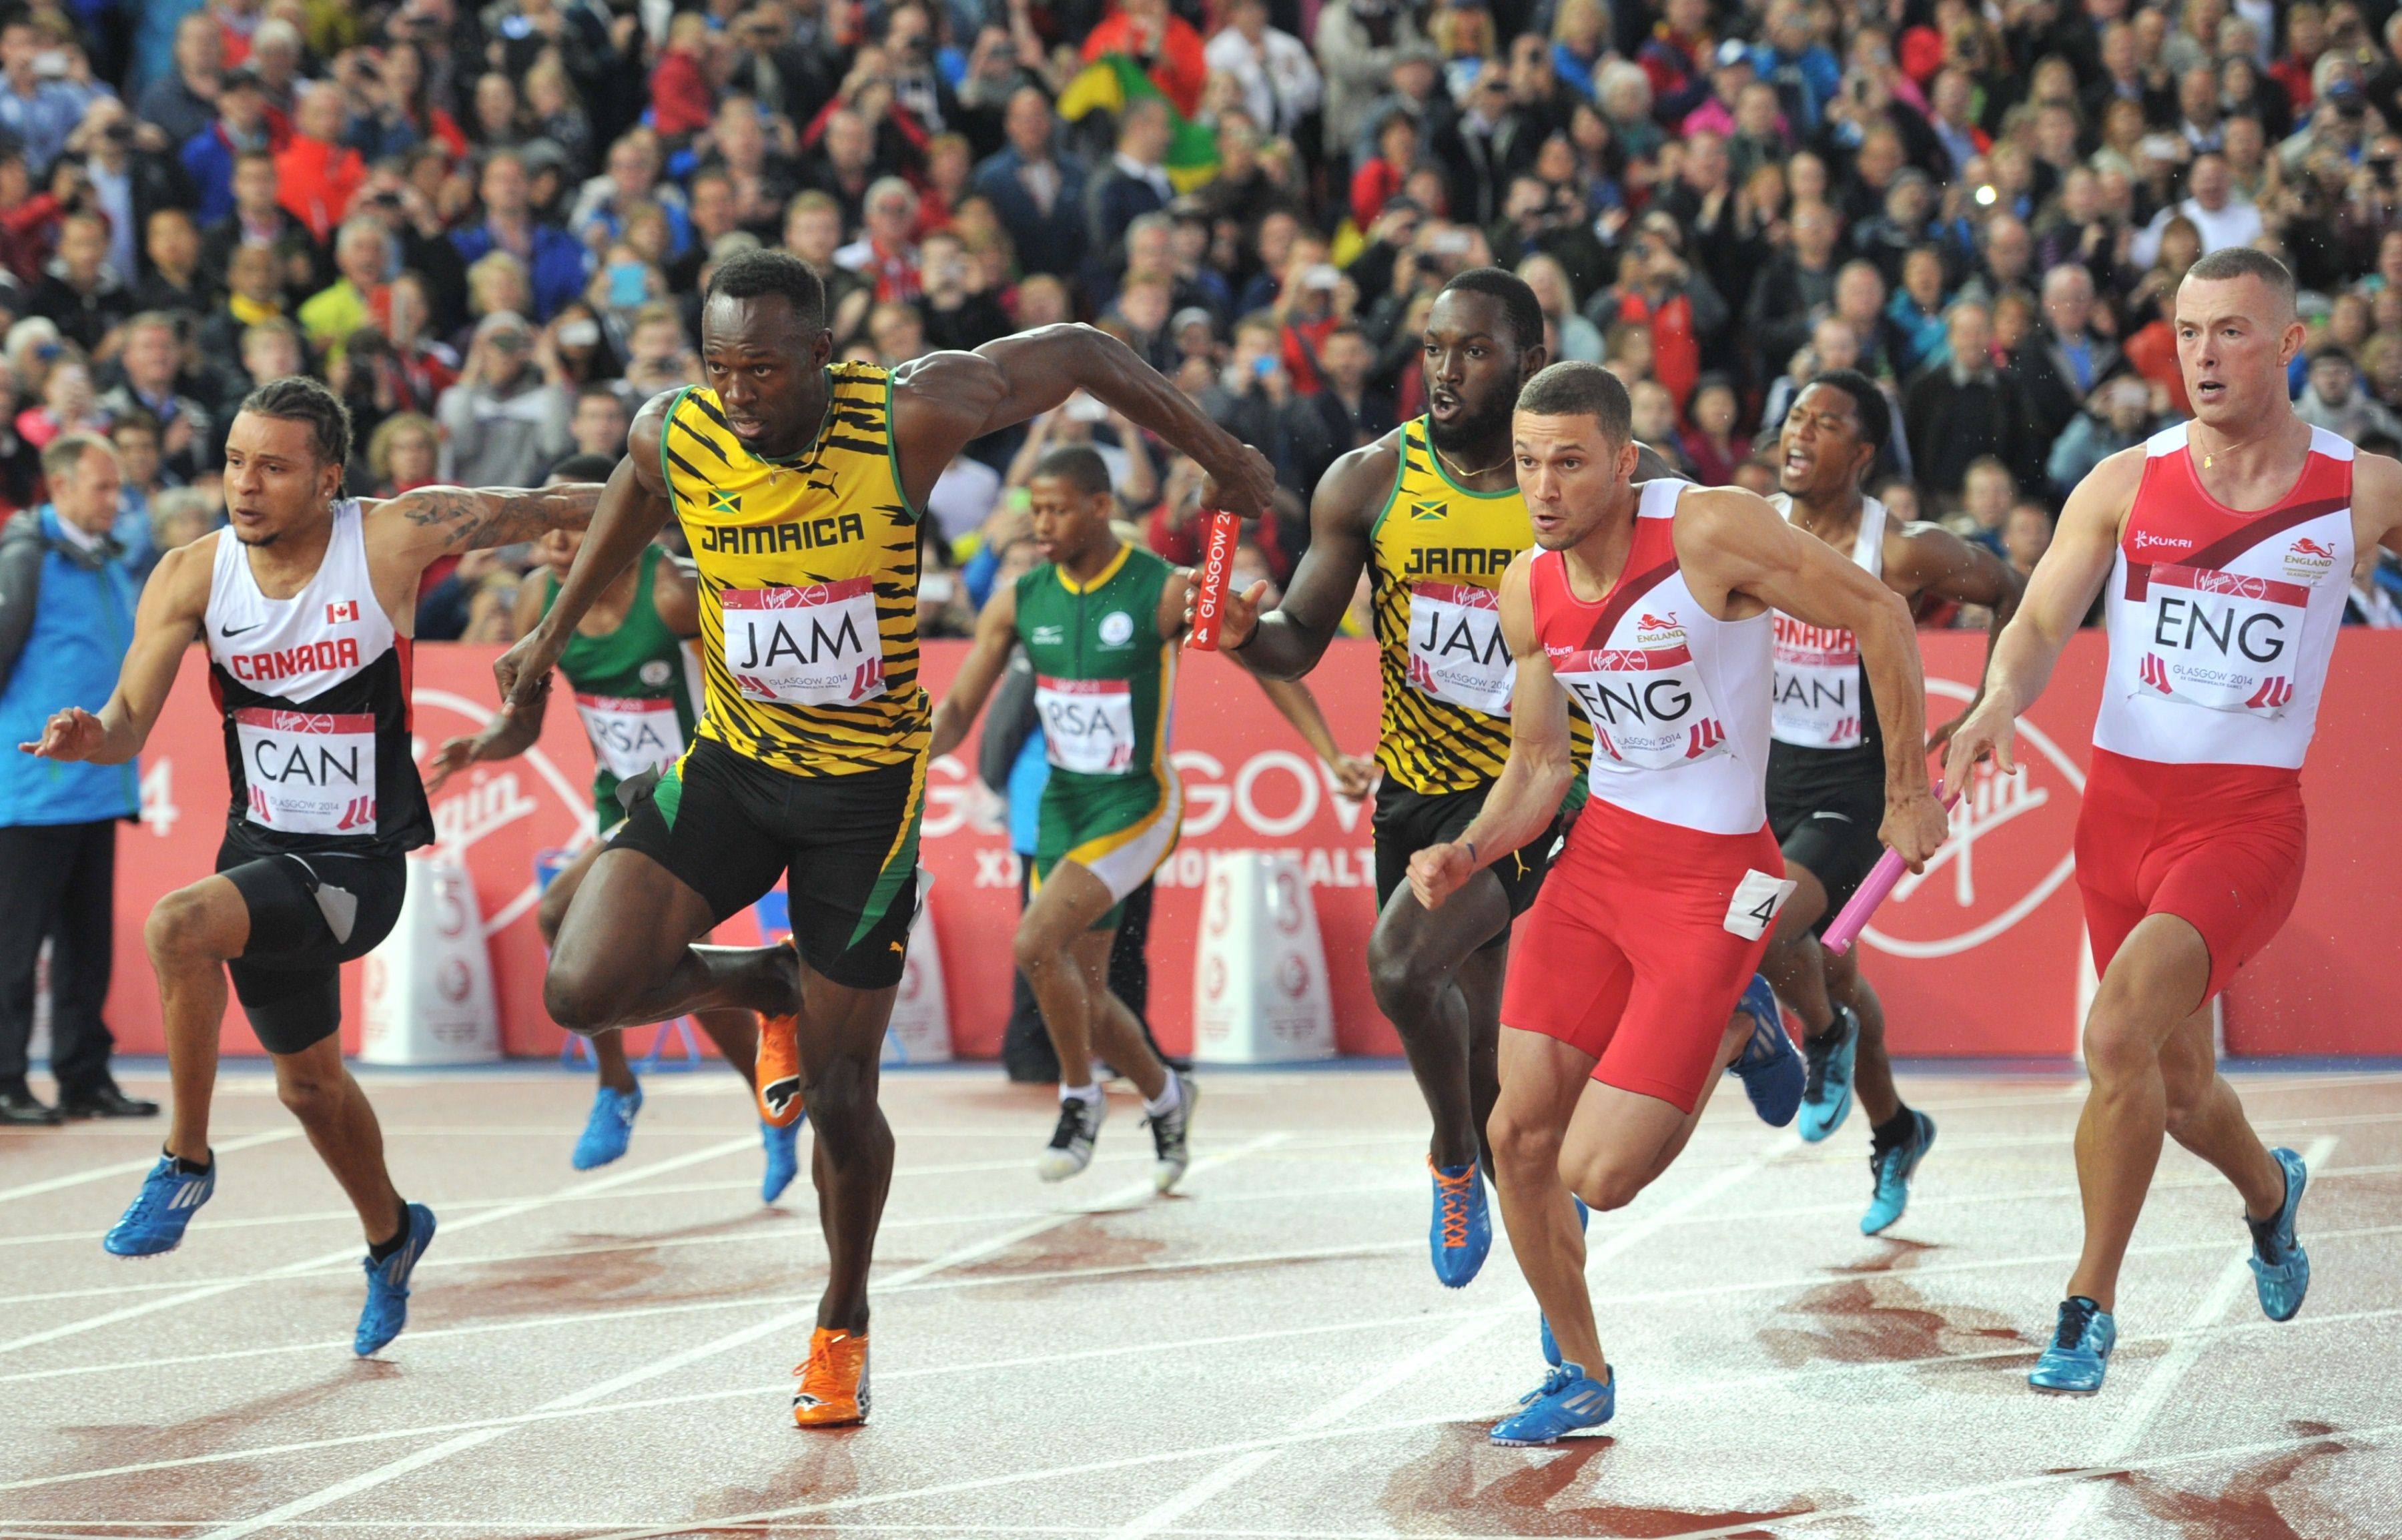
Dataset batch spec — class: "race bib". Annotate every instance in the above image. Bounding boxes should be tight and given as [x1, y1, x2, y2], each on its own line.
[1405, 581, 1515, 716]
[1771, 615, 1864, 749]
[2132, 564, 2307, 717]
[1552, 641, 1731, 772]
[1036, 675, 1137, 775]
[573, 693, 687, 782]
[1723, 867, 1797, 941]
[721, 580, 886, 707]
[234, 708, 376, 835]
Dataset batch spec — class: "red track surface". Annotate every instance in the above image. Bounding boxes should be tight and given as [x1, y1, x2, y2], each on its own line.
[5, 1064, 2400, 1538]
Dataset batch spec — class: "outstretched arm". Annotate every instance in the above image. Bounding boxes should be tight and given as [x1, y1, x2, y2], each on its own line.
[17, 540, 210, 766]
[1890, 520, 2026, 749]
[892, 325, 1277, 520]
[368, 478, 605, 570]
[1941, 446, 2137, 791]
[927, 581, 1019, 763]
[494, 397, 678, 714]
[1681, 487, 1948, 868]
[1408, 554, 1574, 908]
[1202, 439, 1388, 680]
[427, 577, 551, 793]
[1255, 675, 1377, 799]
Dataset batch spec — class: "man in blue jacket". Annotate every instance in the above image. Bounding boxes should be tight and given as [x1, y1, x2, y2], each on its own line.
[0, 434, 157, 1124]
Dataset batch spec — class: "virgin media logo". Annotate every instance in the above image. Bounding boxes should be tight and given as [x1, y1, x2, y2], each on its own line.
[1863, 678, 2084, 959]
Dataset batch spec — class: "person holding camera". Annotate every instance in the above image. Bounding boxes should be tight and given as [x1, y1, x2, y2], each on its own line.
[434, 309, 572, 488]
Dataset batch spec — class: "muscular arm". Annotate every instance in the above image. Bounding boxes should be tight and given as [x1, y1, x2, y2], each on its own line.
[17, 540, 209, 765]
[1941, 447, 2138, 789]
[367, 477, 605, 574]
[1887, 520, 2026, 742]
[1680, 487, 1947, 863]
[2355, 450, 2402, 560]
[927, 581, 1018, 762]
[890, 324, 1277, 519]
[1212, 439, 1389, 680]
[494, 396, 679, 713]
[1416, 555, 1575, 905]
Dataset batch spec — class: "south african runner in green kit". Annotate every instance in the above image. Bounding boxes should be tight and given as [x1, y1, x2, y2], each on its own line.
[931, 446, 1374, 1190]
[427, 458, 796, 1200]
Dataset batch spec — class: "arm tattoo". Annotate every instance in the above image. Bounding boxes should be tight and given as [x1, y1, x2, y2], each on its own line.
[398, 484, 602, 553]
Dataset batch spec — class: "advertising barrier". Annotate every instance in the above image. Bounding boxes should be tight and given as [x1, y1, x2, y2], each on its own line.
[102, 632, 2402, 1060]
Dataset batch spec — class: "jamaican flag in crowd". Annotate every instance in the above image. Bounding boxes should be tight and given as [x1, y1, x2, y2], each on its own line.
[1056, 53, 1220, 192]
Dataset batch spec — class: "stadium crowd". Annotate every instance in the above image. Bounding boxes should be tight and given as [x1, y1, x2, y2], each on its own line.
[8, 0, 2402, 643]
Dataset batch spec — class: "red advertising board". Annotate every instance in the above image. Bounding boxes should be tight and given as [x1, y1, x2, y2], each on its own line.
[101, 632, 2402, 1060]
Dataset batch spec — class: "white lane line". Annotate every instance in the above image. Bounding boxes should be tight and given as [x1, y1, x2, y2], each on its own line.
[2031, 1134, 2339, 1540]
[1109, 1130, 1806, 1539]
[0, 1134, 756, 1357]
[21, 1293, 2402, 1503]
[0, 1130, 299, 1205]
[185, 1135, 1291, 1540]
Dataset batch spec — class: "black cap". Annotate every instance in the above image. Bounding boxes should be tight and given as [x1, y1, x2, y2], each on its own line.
[221, 65, 266, 95]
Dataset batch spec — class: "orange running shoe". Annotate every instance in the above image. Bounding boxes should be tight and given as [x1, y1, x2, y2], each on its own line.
[792, 1327, 869, 1427]
[755, 1010, 805, 1128]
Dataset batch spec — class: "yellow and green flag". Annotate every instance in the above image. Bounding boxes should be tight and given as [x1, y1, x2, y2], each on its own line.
[1056, 55, 1220, 192]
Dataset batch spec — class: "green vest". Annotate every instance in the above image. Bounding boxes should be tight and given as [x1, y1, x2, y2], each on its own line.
[545, 544, 701, 827]
[1014, 543, 1175, 791]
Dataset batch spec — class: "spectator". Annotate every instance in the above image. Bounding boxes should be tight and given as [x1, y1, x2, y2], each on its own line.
[2049, 374, 2164, 500]
[1316, 0, 1428, 160]
[107, 410, 171, 572]
[1085, 98, 1174, 282]
[1350, 108, 1420, 233]
[0, 432, 153, 1125]
[96, 311, 211, 478]
[649, 12, 719, 143]
[615, 302, 701, 403]
[2002, 501, 2053, 581]
[562, 382, 629, 464]
[1289, 321, 1391, 495]
[1905, 301, 2034, 496]
[1084, 0, 1208, 120]
[176, 65, 272, 228]
[133, 207, 206, 316]
[1682, 374, 1744, 486]
[836, 176, 923, 302]
[134, 13, 225, 154]
[1206, 0, 1321, 141]
[198, 147, 320, 301]
[274, 83, 366, 244]
[1746, 200, 1843, 384]
[435, 309, 570, 488]
[2130, 153, 2263, 266]
[0, 17, 101, 179]
[196, 241, 286, 366]
[2296, 344, 2402, 444]
[30, 212, 133, 353]
[783, 189, 872, 346]
[973, 87, 1087, 286]
[918, 229, 1009, 352]
[234, 315, 302, 398]
[1944, 456, 2018, 559]
[450, 148, 587, 323]
[2011, 264, 2124, 455]
[298, 217, 392, 366]
[365, 409, 440, 498]
[798, 105, 881, 232]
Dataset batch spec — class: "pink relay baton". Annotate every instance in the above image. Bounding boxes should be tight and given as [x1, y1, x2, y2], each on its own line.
[1822, 785, 1960, 957]
[1185, 511, 1242, 651]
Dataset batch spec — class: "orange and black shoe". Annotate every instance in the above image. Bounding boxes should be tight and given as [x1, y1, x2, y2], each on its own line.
[753, 942, 805, 1129]
[792, 1327, 869, 1427]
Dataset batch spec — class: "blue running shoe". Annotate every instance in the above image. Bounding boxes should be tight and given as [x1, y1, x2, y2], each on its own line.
[103, 1153, 214, 1257]
[1491, 1363, 1616, 1445]
[1539, 1197, 1591, 1367]
[355, 1203, 436, 1357]
[2028, 1296, 2114, 1395]
[1725, 976, 1803, 1127]
[761, 1114, 803, 1204]
[571, 1084, 642, 1170]
[1429, 1158, 1491, 1288]
[1861, 1110, 1937, 1236]
[1795, 1005, 1859, 1144]
[2247, 1146, 2311, 1322]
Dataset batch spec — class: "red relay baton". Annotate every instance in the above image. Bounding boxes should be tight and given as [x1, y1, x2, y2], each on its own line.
[1822, 783, 1960, 957]
[1185, 511, 1242, 651]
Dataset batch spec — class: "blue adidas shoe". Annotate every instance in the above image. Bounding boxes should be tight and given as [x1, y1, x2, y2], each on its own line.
[1491, 1363, 1616, 1445]
[2028, 1296, 2115, 1395]
[762, 1114, 803, 1204]
[103, 1153, 214, 1257]
[1795, 1005, 1859, 1144]
[2247, 1146, 2311, 1322]
[571, 1084, 642, 1170]
[1862, 1110, 1936, 1236]
[355, 1202, 437, 1357]
[1725, 975, 1803, 1127]
[1429, 1158, 1491, 1288]
[1539, 1196, 1591, 1367]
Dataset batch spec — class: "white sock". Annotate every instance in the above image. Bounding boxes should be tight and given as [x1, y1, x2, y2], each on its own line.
[1060, 1082, 1101, 1106]
[1142, 1075, 1182, 1118]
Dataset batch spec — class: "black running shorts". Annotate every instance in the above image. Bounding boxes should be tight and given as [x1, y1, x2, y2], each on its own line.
[611, 739, 922, 990]
[1372, 779, 1563, 951]
[214, 830, 408, 1055]
[1767, 773, 1888, 937]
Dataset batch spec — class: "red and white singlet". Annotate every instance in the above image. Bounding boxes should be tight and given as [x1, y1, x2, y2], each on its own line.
[2074, 422, 2347, 998]
[1529, 478, 1775, 836]
[2097, 423, 2354, 769]
[204, 500, 432, 853]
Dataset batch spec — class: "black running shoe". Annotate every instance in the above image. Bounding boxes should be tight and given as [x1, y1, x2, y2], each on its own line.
[1146, 1072, 1197, 1193]
[1037, 1094, 1105, 1183]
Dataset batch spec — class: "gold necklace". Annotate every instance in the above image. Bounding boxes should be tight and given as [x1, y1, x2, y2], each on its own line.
[2197, 426, 2275, 471]
[1433, 440, 1513, 482]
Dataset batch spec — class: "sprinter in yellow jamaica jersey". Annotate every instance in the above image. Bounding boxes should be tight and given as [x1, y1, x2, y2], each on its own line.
[494, 251, 1275, 1430]
[1204, 269, 1670, 1293]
